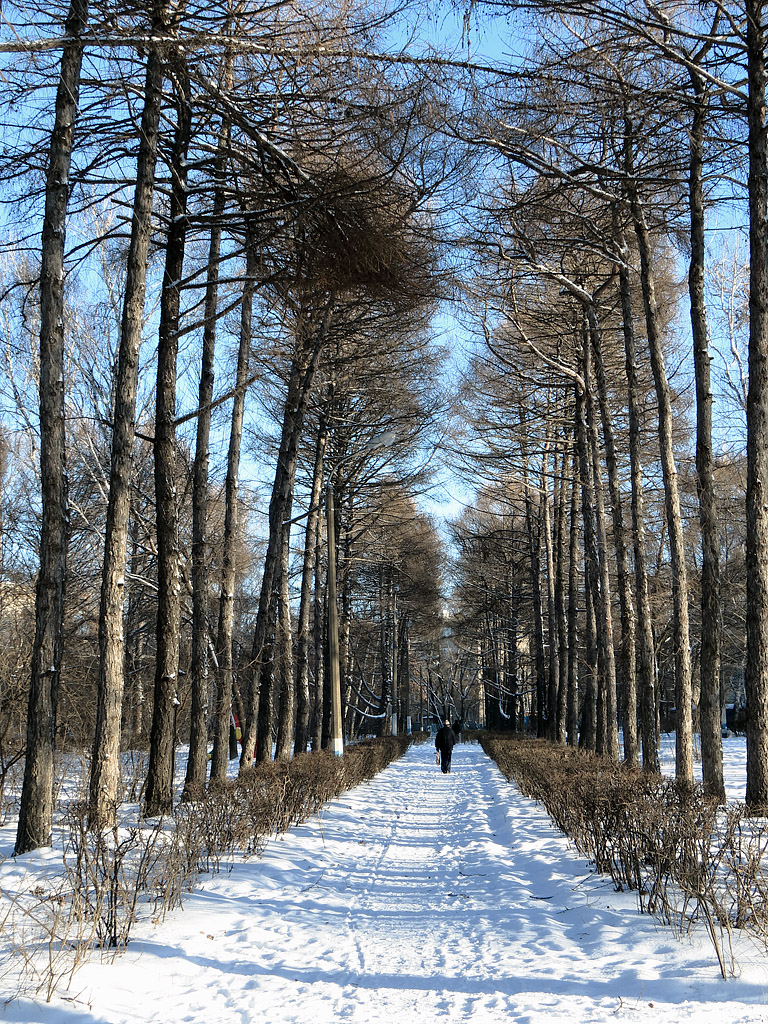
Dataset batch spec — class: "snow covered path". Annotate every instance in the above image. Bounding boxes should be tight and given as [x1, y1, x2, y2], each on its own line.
[5, 741, 768, 1023]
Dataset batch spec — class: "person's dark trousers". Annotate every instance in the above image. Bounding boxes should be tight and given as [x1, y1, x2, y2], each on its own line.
[441, 753, 452, 773]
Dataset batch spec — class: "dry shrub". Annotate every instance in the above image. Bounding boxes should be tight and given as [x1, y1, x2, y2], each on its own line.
[63, 803, 194, 951]
[480, 733, 768, 977]
[4, 736, 410, 1004]
[177, 736, 411, 878]
[2, 806, 194, 1004]
[2, 874, 91, 1002]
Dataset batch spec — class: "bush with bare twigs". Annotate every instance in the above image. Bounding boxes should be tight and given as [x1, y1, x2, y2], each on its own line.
[2, 736, 411, 1003]
[480, 733, 768, 978]
[177, 737, 411, 876]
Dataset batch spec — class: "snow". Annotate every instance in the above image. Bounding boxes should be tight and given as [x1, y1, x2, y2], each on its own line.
[3, 739, 768, 1023]
[658, 732, 748, 803]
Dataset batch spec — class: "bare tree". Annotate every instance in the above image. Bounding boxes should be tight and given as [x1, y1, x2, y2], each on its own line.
[15, 0, 88, 854]
[744, 0, 768, 809]
[185, 120, 231, 797]
[208, 237, 258, 784]
[145, 57, 193, 818]
[88, 12, 166, 828]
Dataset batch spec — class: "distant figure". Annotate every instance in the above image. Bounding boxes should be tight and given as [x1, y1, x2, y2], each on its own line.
[452, 719, 462, 743]
[435, 719, 456, 774]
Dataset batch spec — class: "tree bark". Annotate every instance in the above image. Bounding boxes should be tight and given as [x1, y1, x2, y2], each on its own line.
[16, 0, 88, 854]
[184, 125, 230, 800]
[312, 512, 325, 751]
[519, 420, 547, 736]
[590, 310, 636, 763]
[87, 35, 163, 830]
[689, 70, 725, 803]
[145, 62, 192, 818]
[527, 494, 547, 735]
[241, 302, 333, 767]
[294, 423, 327, 754]
[540, 437, 560, 741]
[391, 584, 399, 735]
[584, 327, 619, 761]
[274, 529, 295, 760]
[627, 163, 694, 785]
[401, 617, 411, 733]
[616, 238, 659, 772]
[566, 447, 580, 747]
[125, 516, 148, 745]
[554, 438, 569, 744]
[575, 372, 598, 753]
[376, 576, 392, 735]
[507, 606, 519, 729]
[209, 237, 256, 784]
[580, 573, 598, 753]
[745, 0, 768, 809]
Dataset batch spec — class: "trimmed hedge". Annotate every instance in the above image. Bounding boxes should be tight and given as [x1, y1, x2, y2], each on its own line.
[480, 733, 768, 977]
[176, 736, 412, 874]
[7, 737, 412, 1000]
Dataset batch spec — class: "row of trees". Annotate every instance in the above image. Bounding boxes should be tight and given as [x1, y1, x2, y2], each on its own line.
[5, 0, 768, 855]
[448, 0, 767, 809]
[1, 0, 459, 852]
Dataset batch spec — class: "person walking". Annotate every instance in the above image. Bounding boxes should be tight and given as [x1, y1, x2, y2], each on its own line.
[435, 719, 456, 774]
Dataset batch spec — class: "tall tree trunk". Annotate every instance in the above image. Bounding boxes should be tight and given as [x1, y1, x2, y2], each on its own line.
[575, 372, 598, 754]
[294, 423, 327, 754]
[628, 180, 694, 786]
[482, 659, 496, 732]
[86, 36, 163, 831]
[590, 310, 637, 765]
[325, 483, 343, 753]
[184, 125, 230, 800]
[541, 436, 560, 741]
[689, 71, 725, 803]
[339, 533, 353, 737]
[505, 607, 519, 729]
[16, 0, 88, 854]
[616, 235, 659, 772]
[125, 517, 148, 745]
[145, 63, 192, 818]
[554, 438, 569, 744]
[209, 238, 256, 784]
[401, 617, 411, 733]
[585, 333, 619, 760]
[312, 511, 325, 751]
[566, 448, 580, 747]
[745, 0, 768, 809]
[391, 584, 399, 735]
[274, 529, 295, 760]
[580, 577, 598, 752]
[519, 421, 547, 736]
[376, 576, 392, 734]
[241, 303, 332, 767]
[488, 637, 497, 726]
[527, 498, 547, 736]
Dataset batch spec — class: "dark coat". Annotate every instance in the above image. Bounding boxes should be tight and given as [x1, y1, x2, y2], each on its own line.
[435, 724, 456, 754]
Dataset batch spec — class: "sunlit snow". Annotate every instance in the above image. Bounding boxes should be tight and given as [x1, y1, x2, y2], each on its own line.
[2, 739, 767, 1023]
